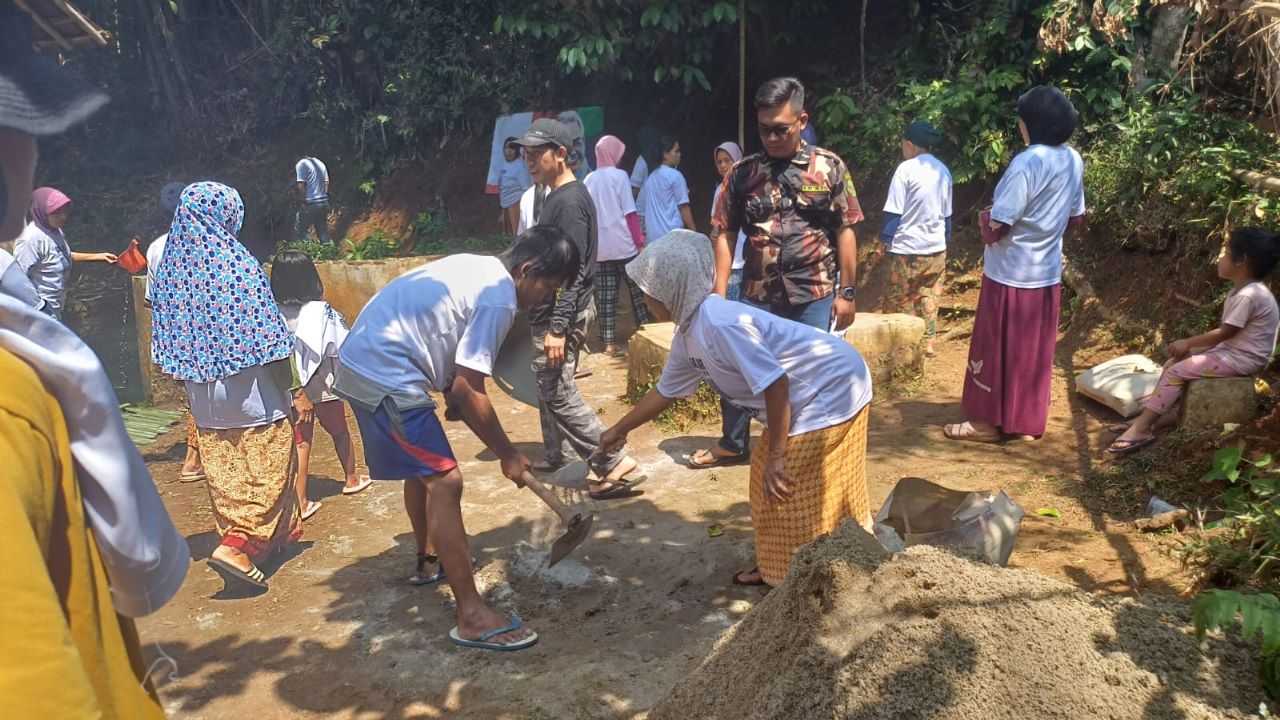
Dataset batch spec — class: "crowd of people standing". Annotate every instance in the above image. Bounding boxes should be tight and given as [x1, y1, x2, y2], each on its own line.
[7, 0, 1280, 709]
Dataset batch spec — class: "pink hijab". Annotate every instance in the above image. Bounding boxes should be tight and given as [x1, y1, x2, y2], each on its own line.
[30, 186, 71, 235]
[595, 135, 626, 168]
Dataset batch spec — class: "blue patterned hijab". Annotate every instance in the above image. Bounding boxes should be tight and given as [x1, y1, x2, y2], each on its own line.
[150, 182, 292, 383]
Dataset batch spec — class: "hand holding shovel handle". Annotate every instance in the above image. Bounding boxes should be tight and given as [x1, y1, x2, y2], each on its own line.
[519, 471, 579, 526]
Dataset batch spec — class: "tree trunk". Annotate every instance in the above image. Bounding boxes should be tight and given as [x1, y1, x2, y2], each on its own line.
[1133, 4, 1193, 89]
[152, 0, 198, 114]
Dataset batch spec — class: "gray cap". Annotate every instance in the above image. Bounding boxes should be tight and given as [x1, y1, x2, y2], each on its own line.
[511, 118, 574, 150]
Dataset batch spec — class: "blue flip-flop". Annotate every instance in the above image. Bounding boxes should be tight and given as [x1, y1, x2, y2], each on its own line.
[449, 615, 539, 652]
[408, 553, 446, 586]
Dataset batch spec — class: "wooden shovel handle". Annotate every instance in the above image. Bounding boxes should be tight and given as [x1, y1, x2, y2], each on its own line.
[520, 471, 577, 525]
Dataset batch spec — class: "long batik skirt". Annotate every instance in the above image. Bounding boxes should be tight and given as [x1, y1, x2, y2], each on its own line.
[749, 406, 871, 586]
[197, 418, 302, 559]
[961, 275, 1062, 438]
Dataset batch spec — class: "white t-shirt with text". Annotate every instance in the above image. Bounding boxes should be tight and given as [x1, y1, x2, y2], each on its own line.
[657, 295, 873, 436]
[985, 144, 1085, 289]
[585, 167, 639, 262]
[638, 165, 690, 242]
[337, 255, 517, 409]
[883, 153, 953, 256]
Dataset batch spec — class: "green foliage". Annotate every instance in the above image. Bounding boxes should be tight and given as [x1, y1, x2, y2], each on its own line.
[1191, 446, 1280, 588]
[1083, 90, 1280, 253]
[495, 0, 741, 92]
[275, 1, 548, 160]
[1194, 589, 1280, 697]
[342, 230, 399, 261]
[625, 371, 720, 433]
[280, 238, 340, 262]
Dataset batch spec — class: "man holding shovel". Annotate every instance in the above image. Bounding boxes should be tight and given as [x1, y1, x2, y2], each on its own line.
[334, 225, 580, 652]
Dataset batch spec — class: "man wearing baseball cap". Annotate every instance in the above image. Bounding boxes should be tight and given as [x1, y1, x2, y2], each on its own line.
[513, 118, 644, 497]
[0, 4, 188, 717]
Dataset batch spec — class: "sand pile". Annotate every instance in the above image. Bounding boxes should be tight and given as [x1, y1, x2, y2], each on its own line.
[649, 523, 1263, 720]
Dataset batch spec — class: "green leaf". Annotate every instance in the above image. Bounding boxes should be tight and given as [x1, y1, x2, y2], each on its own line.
[1035, 508, 1062, 518]
[1203, 446, 1245, 483]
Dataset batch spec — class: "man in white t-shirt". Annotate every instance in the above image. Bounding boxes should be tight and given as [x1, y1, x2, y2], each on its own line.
[636, 135, 696, 240]
[333, 226, 580, 652]
[880, 121, 953, 356]
[294, 156, 331, 243]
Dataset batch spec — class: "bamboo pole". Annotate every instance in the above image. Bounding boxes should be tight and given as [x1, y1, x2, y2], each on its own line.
[1232, 168, 1280, 194]
[738, 0, 745, 149]
[16, 0, 73, 51]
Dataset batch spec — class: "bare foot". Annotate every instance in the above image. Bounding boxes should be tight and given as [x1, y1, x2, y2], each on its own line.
[455, 605, 535, 645]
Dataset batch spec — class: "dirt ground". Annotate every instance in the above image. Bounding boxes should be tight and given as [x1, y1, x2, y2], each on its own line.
[137, 274, 1193, 719]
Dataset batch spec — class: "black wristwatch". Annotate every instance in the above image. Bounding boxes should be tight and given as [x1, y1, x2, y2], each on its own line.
[839, 285, 857, 301]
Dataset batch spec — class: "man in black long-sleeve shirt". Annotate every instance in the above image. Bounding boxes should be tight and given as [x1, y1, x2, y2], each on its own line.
[513, 119, 643, 497]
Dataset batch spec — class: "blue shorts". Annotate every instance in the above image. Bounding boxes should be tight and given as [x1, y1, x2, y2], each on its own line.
[350, 402, 458, 480]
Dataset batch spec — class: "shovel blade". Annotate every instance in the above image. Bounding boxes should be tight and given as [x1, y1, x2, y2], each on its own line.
[547, 513, 594, 567]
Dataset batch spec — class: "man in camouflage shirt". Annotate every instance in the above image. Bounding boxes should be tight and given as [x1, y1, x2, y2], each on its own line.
[689, 77, 864, 476]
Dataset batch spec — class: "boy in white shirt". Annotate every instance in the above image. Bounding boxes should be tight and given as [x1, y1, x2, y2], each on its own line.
[881, 121, 952, 357]
[334, 225, 580, 652]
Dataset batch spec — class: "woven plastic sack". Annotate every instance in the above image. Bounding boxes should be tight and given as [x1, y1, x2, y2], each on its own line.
[1075, 354, 1161, 418]
[873, 477, 1024, 566]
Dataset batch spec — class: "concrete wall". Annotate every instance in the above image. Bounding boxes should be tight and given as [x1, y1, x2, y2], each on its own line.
[133, 255, 440, 403]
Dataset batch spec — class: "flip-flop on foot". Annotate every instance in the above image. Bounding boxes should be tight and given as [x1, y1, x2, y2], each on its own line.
[449, 615, 539, 652]
[687, 448, 748, 469]
[342, 476, 374, 495]
[301, 500, 323, 521]
[1106, 436, 1156, 456]
[943, 422, 1002, 444]
[409, 553, 447, 586]
[732, 567, 768, 587]
[588, 475, 647, 501]
[208, 557, 268, 590]
[179, 470, 206, 483]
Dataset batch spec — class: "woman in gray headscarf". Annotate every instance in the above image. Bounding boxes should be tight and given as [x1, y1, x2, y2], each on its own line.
[600, 229, 876, 587]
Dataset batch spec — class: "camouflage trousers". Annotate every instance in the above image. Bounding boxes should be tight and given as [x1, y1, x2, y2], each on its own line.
[883, 251, 946, 339]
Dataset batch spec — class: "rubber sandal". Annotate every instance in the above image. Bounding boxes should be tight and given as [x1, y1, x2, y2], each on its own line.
[732, 567, 768, 587]
[1106, 436, 1156, 456]
[301, 500, 323, 521]
[687, 448, 749, 469]
[943, 422, 1002, 444]
[342, 475, 374, 495]
[588, 475, 648, 500]
[449, 614, 539, 652]
[409, 553, 447, 586]
[208, 557, 268, 589]
[179, 470, 206, 483]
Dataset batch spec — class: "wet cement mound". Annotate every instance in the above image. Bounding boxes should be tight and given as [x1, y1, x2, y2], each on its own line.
[649, 523, 1263, 720]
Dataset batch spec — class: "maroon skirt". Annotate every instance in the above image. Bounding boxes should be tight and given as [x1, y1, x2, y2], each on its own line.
[961, 276, 1061, 437]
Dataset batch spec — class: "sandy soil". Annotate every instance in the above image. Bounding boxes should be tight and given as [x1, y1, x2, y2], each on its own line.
[137, 291, 1192, 719]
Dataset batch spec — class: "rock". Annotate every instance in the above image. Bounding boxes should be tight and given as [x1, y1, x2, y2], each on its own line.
[841, 312, 926, 385]
[627, 322, 676, 397]
[1180, 376, 1257, 430]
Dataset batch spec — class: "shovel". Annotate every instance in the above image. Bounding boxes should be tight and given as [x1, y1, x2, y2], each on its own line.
[519, 470, 594, 567]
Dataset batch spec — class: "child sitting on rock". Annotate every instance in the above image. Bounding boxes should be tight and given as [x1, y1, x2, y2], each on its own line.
[1109, 227, 1280, 455]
